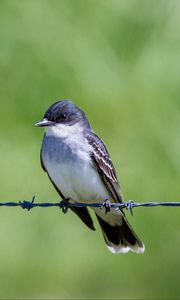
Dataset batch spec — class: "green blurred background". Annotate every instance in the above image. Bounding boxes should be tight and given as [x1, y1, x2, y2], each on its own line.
[0, 0, 180, 298]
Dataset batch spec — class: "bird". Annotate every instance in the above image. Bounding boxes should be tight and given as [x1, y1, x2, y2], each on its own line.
[35, 100, 144, 254]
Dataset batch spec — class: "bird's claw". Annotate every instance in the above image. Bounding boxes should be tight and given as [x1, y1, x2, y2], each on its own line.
[101, 199, 111, 214]
[59, 199, 70, 214]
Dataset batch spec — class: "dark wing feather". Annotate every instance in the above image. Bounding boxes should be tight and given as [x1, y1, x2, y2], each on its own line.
[40, 148, 46, 171]
[70, 206, 95, 231]
[40, 141, 95, 231]
[86, 131, 123, 203]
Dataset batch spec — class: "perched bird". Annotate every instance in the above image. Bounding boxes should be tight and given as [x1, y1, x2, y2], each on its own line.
[35, 100, 144, 254]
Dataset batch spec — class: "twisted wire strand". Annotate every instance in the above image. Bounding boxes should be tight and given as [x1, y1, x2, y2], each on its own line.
[1, 196, 180, 215]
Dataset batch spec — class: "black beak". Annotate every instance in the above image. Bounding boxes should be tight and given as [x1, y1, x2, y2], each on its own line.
[35, 118, 55, 127]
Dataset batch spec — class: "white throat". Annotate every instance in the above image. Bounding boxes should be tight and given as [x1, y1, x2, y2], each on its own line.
[45, 122, 83, 139]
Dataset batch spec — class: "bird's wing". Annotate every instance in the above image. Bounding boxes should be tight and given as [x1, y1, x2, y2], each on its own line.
[86, 131, 123, 203]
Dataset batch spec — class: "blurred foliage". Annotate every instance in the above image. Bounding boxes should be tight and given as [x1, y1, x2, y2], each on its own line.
[0, 0, 180, 298]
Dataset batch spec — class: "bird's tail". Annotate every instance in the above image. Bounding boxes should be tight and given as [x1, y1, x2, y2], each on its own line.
[94, 208, 144, 254]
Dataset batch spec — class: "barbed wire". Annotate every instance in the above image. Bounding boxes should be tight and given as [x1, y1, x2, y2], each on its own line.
[1, 196, 180, 215]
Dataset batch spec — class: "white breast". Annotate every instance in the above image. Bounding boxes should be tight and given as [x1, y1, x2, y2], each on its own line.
[42, 125, 109, 203]
[46, 157, 109, 202]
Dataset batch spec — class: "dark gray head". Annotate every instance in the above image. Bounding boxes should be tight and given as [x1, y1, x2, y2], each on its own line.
[35, 100, 91, 129]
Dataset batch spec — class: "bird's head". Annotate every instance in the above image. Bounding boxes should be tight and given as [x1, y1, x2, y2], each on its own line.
[35, 100, 91, 137]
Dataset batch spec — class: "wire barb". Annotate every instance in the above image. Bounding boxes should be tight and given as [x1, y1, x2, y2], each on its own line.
[19, 195, 36, 211]
[124, 200, 134, 216]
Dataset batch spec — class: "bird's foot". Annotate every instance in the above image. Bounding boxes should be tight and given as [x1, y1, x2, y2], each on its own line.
[101, 199, 111, 214]
[59, 198, 71, 214]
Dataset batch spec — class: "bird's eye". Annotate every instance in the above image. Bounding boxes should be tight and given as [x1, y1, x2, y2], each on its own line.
[60, 114, 67, 120]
